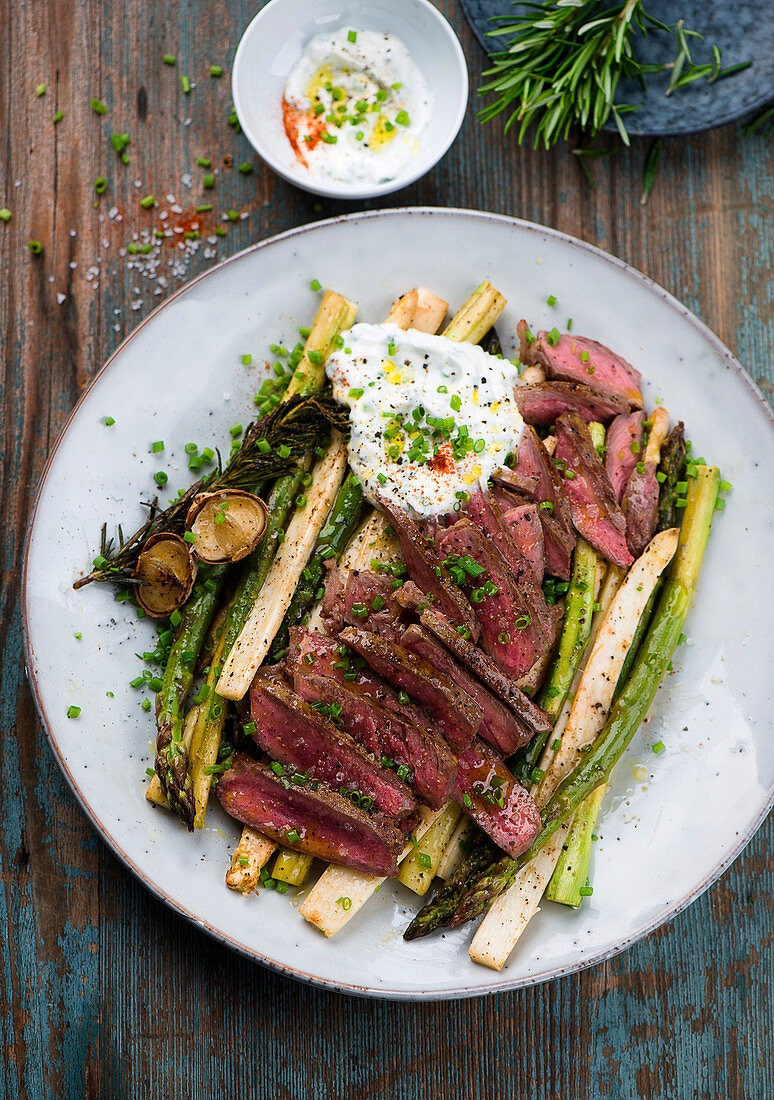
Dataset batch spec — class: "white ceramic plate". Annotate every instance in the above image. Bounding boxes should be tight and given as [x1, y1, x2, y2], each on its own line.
[232, 0, 468, 200]
[23, 208, 774, 1000]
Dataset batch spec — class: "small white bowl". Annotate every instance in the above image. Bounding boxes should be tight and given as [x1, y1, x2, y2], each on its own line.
[232, 0, 469, 200]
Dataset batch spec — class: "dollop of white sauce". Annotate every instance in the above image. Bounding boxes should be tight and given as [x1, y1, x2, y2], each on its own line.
[283, 28, 431, 186]
[327, 324, 526, 517]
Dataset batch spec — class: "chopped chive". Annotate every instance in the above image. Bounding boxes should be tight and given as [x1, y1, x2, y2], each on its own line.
[395, 110, 410, 126]
[202, 173, 215, 188]
[546, 294, 557, 306]
[103, 415, 115, 426]
[28, 240, 43, 254]
[196, 203, 212, 213]
[181, 75, 191, 93]
[53, 110, 64, 123]
[578, 886, 593, 897]
[209, 65, 223, 77]
[229, 423, 243, 437]
[348, 387, 364, 399]
[197, 157, 211, 168]
[286, 828, 301, 844]
[227, 208, 239, 221]
[336, 896, 352, 910]
[94, 177, 107, 194]
[238, 162, 253, 175]
[652, 741, 665, 754]
[163, 53, 176, 65]
[546, 327, 561, 346]
[0, 209, 11, 222]
[348, 29, 357, 43]
[36, 83, 47, 97]
[90, 98, 108, 115]
[66, 705, 81, 718]
[140, 194, 156, 209]
[154, 470, 168, 486]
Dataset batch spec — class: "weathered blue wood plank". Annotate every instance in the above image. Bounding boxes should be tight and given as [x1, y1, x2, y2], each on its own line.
[1, 0, 773, 1097]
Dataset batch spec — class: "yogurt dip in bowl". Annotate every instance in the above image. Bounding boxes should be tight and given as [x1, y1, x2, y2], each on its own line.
[232, 0, 468, 200]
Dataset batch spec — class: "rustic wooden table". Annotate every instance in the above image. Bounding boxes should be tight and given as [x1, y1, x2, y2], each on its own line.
[2, 1, 773, 1097]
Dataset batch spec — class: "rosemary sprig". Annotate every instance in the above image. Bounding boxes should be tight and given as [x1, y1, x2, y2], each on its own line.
[73, 392, 350, 589]
[478, 1, 750, 149]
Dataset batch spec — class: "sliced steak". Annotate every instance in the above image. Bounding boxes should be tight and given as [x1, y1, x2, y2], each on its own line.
[217, 754, 403, 875]
[372, 490, 480, 640]
[286, 627, 451, 759]
[465, 487, 551, 624]
[554, 412, 633, 569]
[514, 381, 630, 426]
[520, 323, 643, 407]
[437, 518, 550, 681]
[395, 584, 551, 737]
[293, 669, 456, 809]
[622, 462, 660, 557]
[605, 410, 645, 503]
[339, 625, 482, 751]
[502, 503, 545, 584]
[453, 739, 541, 859]
[335, 568, 406, 641]
[496, 426, 576, 580]
[400, 624, 533, 755]
[249, 673, 417, 819]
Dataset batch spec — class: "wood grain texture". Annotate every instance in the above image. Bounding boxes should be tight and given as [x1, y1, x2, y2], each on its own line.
[1, 1, 773, 1097]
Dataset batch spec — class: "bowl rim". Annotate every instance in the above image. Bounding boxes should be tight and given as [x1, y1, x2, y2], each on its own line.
[21, 205, 774, 1001]
[231, 0, 469, 200]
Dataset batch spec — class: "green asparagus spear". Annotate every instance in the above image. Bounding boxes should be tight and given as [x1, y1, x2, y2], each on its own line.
[450, 465, 719, 928]
[545, 782, 607, 906]
[656, 421, 687, 533]
[155, 565, 227, 827]
[513, 536, 598, 783]
[268, 471, 368, 661]
[403, 832, 498, 940]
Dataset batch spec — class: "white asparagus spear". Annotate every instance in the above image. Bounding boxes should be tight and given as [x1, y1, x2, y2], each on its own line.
[469, 526, 679, 969]
[216, 436, 349, 699]
[225, 827, 278, 894]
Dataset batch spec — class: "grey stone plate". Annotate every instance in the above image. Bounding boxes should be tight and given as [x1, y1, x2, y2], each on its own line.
[460, 0, 774, 136]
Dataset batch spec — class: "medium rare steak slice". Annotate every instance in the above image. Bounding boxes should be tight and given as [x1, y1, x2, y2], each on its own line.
[437, 518, 549, 681]
[453, 739, 541, 859]
[502, 502, 545, 584]
[286, 627, 452, 758]
[622, 462, 660, 557]
[340, 569, 406, 641]
[554, 412, 633, 569]
[395, 584, 551, 737]
[605, 410, 645, 503]
[249, 673, 417, 819]
[293, 669, 456, 809]
[496, 426, 576, 580]
[400, 624, 533, 755]
[519, 322, 643, 407]
[372, 490, 479, 640]
[338, 626, 482, 751]
[217, 755, 403, 876]
[464, 487, 556, 642]
[514, 381, 630, 426]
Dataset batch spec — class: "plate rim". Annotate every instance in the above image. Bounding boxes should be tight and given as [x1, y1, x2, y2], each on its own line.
[458, 0, 774, 137]
[21, 205, 774, 1000]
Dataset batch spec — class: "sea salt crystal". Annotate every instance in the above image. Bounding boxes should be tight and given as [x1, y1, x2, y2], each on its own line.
[57, 293, 66, 304]
[181, 173, 192, 188]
